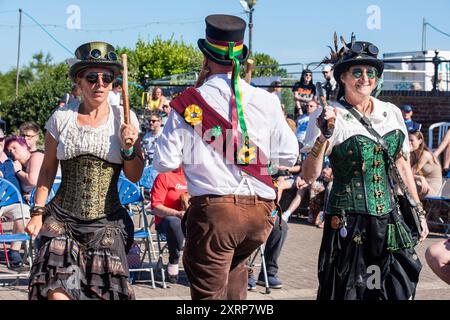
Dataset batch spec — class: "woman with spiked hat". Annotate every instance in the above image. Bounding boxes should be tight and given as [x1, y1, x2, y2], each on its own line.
[25, 41, 143, 300]
[153, 14, 298, 300]
[302, 35, 429, 300]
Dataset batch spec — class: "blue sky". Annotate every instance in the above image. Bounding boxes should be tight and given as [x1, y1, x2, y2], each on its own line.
[0, 0, 449, 74]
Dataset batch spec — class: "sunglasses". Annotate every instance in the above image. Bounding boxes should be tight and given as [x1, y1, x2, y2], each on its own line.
[350, 67, 378, 80]
[84, 72, 115, 84]
[89, 49, 118, 61]
[149, 119, 160, 123]
[0, 137, 4, 142]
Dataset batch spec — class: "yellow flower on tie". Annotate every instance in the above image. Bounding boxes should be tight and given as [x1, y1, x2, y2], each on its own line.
[238, 144, 256, 165]
[184, 104, 203, 126]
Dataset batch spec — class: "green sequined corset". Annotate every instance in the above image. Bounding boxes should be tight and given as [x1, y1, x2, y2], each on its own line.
[52, 155, 122, 221]
[327, 129, 405, 216]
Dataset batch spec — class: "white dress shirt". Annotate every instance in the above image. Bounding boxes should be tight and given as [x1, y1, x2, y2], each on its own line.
[153, 74, 299, 199]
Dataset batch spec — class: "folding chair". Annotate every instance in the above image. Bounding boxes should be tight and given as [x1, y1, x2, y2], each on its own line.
[152, 220, 186, 288]
[138, 165, 159, 260]
[428, 122, 450, 150]
[118, 176, 165, 288]
[139, 165, 159, 211]
[0, 178, 33, 283]
[423, 172, 450, 237]
[248, 244, 271, 294]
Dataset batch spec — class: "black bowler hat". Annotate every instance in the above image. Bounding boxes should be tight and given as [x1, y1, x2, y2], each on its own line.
[197, 14, 249, 66]
[69, 41, 123, 80]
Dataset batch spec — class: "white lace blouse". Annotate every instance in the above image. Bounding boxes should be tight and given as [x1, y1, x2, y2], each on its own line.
[45, 101, 140, 164]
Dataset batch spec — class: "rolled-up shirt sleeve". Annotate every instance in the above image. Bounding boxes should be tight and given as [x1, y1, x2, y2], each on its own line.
[153, 110, 185, 172]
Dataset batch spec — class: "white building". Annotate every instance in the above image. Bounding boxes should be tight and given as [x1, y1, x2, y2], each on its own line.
[382, 50, 450, 91]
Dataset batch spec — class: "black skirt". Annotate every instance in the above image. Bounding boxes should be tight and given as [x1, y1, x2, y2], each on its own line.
[317, 212, 422, 300]
[29, 202, 135, 300]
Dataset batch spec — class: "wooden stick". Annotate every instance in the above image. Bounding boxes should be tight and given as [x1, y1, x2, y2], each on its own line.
[120, 54, 133, 147]
[244, 58, 254, 84]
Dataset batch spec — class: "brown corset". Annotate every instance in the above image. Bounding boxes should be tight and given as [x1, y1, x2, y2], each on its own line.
[52, 155, 122, 221]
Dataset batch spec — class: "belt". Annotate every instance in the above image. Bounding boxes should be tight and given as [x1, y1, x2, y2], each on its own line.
[190, 194, 273, 206]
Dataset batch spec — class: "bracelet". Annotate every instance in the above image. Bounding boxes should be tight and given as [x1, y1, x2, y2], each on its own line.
[310, 137, 328, 158]
[30, 205, 46, 217]
[416, 202, 426, 217]
[121, 146, 136, 161]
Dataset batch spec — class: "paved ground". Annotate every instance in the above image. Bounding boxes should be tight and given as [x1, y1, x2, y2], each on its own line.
[0, 216, 449, 300]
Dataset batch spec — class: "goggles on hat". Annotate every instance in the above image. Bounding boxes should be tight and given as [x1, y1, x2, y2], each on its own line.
[89, 49, 118, 61]
[350, 42, 379, 57]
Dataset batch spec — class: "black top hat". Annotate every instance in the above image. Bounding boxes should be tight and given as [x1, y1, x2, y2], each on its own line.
[69, 41, 123, 80]
[197, 14, 249, 66]
[332, 41, 384, 85]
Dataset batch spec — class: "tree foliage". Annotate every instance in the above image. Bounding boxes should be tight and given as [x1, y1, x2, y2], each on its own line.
[1, 62, 71, 133]
[117, 37, 203, 107]
[118, 37, 203, 83]
[249, 52, 287, 78]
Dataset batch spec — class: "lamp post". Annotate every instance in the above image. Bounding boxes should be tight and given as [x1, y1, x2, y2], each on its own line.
[432, 49, 441, 94]
[240, 0, 257, 55]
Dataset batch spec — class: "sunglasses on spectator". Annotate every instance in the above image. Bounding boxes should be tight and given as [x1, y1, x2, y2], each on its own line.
[350, 67, 377, 80]
[149, 119, 160, 123]
[84, 72, 114, 84]
[0, 137, 5, 142]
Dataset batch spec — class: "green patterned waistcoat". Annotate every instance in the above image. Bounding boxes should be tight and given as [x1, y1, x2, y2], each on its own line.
[326, 129, 405, 216]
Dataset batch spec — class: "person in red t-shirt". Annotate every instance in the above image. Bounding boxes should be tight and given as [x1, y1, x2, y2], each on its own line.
[150, 167, 187, 283]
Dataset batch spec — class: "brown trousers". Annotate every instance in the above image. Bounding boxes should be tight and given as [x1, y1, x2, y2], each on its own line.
[182, 194, 275, 300]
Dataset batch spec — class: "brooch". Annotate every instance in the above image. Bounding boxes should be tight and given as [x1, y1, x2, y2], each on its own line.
[331, 216, 341, 229]
[237, 144, 256, 165]
[184, 104, 203, 126]
[344, 113, 353, 121]
[211, 125, 222, 138]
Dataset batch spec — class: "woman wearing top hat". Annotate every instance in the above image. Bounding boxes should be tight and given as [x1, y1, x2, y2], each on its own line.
[25, 41, 143, 300]
[302, 36, 429, 300]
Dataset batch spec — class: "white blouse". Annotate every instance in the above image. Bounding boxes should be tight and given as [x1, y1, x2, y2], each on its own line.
[45, 101, 140, 164]
[301, 97, 410, 156]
